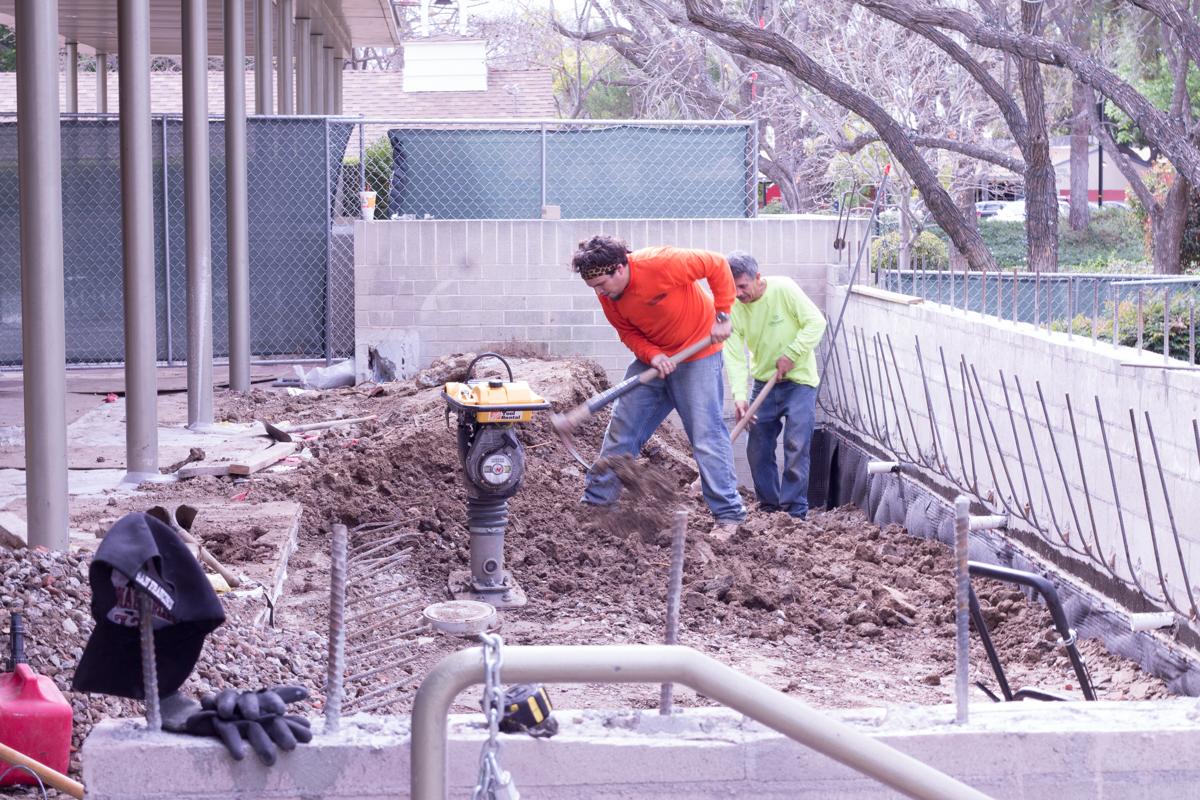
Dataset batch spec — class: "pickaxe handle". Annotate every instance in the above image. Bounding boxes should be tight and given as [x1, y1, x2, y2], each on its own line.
[0, 741, 84, 799]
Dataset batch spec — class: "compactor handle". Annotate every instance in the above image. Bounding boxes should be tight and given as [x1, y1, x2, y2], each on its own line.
[465, 352, 515, 382]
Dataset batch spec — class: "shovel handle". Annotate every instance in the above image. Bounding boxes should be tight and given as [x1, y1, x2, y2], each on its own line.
[583, 337, 714, 415]
[730, 374, 779, 442]
[0, 741, 84, 799]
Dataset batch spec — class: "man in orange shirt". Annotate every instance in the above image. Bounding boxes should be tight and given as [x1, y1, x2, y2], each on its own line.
[572, 234, 746, 528]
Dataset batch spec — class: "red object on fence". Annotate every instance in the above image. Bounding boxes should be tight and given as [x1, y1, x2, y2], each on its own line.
[0, 664, 73, 787]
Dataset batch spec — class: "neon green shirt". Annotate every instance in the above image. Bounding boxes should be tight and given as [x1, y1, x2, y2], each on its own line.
[726, 276, 827, 401]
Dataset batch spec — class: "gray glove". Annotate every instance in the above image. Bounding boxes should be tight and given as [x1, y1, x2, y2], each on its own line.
[162, 686, 312, 765]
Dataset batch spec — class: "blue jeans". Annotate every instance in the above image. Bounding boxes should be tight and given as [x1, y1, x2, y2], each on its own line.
[746, 380, 817, 517]
[582, 352, 745, 522]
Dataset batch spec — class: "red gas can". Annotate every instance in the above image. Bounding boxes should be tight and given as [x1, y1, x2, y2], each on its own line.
[0, 615, 72, 787]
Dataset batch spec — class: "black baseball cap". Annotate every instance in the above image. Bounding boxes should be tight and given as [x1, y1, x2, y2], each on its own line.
[72, 511, 225, 700]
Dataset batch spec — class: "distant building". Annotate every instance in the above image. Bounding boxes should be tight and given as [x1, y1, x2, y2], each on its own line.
[1051, 136, 1148, 204]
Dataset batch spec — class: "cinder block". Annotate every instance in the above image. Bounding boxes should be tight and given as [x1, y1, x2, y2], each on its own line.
[504, 310, 549, 326]
[547, 310, 595, 326]
[418, 221, 437, 265]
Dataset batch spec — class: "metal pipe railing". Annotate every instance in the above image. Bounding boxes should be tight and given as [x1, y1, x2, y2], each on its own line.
[410, 644, 993, 800]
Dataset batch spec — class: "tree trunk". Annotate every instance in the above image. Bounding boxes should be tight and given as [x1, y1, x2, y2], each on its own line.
[1152, 175, 1189, 274]
[760, 158, 802, 211]
[1069, 80, 1092, 231]
[949, 164, 976, 272]
[1019, 0, 1058, 273]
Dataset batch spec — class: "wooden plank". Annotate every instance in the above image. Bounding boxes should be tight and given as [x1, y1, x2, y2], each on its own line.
[228, 441, 299, 475]
[850, 285, 924, 305]
[177, 462, 233, 479]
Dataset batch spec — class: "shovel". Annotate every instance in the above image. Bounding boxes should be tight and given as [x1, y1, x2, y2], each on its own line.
[550, 337, 713, 470]
[689, 373, 778, 492]
[259, 414, 378, 443]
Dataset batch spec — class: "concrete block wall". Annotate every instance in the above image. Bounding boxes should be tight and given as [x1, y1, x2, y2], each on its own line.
[354, 216, 868, 384]
[828, 284, 1200, 618]
[83, 701, 1200, 799]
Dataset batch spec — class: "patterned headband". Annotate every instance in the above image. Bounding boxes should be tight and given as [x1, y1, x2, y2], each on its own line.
[578, 263, 621, 281]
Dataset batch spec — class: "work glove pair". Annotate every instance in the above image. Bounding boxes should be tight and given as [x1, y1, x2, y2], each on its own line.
[161, 685, 313, 765]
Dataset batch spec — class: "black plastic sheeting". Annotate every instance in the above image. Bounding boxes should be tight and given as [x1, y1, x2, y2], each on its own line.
[386, 125, 756, 220]
[809, 427, 1200, 698]
[0, 118, 353, 365]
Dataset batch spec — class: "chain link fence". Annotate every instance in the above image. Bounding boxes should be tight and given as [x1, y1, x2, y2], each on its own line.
[0, 115, 755, 367]
[877, 268, 1200, 366]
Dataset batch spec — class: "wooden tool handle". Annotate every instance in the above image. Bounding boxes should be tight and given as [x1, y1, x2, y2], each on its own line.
[0, 741, 84, 799]
[286, 414, 377, 433]
[730, 374, 779, 442]
[635, 337, 714, 384]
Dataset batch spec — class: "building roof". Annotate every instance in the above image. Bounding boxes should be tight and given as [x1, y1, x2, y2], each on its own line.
[0, 68, 559, 122]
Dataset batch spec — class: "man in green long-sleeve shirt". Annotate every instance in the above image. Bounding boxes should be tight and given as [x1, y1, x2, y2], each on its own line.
[725, 251, 827, 518]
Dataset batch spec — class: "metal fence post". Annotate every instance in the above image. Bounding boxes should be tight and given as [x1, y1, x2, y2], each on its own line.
[323, 118, 333, 366]
[162, 114, 174, 365]
[540, 122, 547, 213]
[358, 117, 365, 197]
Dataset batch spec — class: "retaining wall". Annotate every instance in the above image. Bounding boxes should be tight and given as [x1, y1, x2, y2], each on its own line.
[82, 701, 1200, 799]
[352, 216, 866, 383]
[827, 284, 1200, 631]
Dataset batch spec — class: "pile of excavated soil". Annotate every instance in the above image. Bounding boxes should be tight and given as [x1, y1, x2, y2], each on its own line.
[197, 355, 1169, 713]
[7, 353, 1172, 784]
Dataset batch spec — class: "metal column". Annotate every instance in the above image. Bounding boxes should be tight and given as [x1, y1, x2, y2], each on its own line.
[294, 17, 311, 114]
[323, 47, 334, 115]
[277, 0, 294, 114]
[333, 56, 343, 114]
[225, 0, 250, 392]
[64, 41, 78, 113]
[310, 33, 324, 114]
[254, 0, 272, 113]
[96, 53, 108, 112]
[16, 0, 69, 551]
[183, 0, 213, 428]
[118, 0, 160, 481]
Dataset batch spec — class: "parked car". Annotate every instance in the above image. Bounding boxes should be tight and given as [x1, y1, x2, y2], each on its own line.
[975, 200, 1007, 219]
[991, 200, 1027, 221]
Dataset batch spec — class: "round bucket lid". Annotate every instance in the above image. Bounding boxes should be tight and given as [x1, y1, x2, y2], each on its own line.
[423, 600, 497, 636]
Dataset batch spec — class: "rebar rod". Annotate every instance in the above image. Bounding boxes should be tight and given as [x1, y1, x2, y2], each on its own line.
[1065, 394, 1110, 573]
[325, 523, 348, 732]
[1033, 381, 1086, 554]
[346, 598, 424, 627]
[914, 337, 949, 473]
[1095, 398, 1151, 595]
[1143, 412, 1199, 618]
[884, 335, 924, 467]
[854, 328, 884, 441]
[938, 348, 969, 486]
[139, 593, 160, 730]
[346, 623, 428, 657]
[874, 334, 908, 457]
[1127, 410, 1183, 616]
[351, 532, 421, 562]
[345, 637, 423, 669]
[963, 363, 1018, 517]
[343, 675, 415, 710]
[660, 509, 688, 715]
[958, 360, 980, 494]
[347, 580, 417, 607]
[997, 371, 1041, 529]
[344, 651, 420, 685]
[954, 496, 970, 725]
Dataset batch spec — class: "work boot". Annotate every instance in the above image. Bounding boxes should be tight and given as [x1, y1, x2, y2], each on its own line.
[707, 519, 742, 543]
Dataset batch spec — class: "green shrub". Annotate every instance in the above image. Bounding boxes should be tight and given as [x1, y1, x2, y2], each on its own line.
[759, 199, 787, 215]
[870, 230, 949, 271]
[921, 211, 1146, 271]
[1056, 295, 1197, 360]
[341, 137, 394, 220]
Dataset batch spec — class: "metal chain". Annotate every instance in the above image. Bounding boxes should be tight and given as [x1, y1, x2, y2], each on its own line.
[472, 633, 518, 799]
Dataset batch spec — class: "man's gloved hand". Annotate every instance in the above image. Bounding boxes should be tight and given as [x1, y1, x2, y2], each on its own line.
[161, 686, 312, 766]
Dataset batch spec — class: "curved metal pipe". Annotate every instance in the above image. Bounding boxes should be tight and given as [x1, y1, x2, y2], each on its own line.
[411, 644, 992, 800]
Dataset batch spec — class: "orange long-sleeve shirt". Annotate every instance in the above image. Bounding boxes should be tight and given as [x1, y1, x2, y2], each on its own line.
[598, 246, 736, 365]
